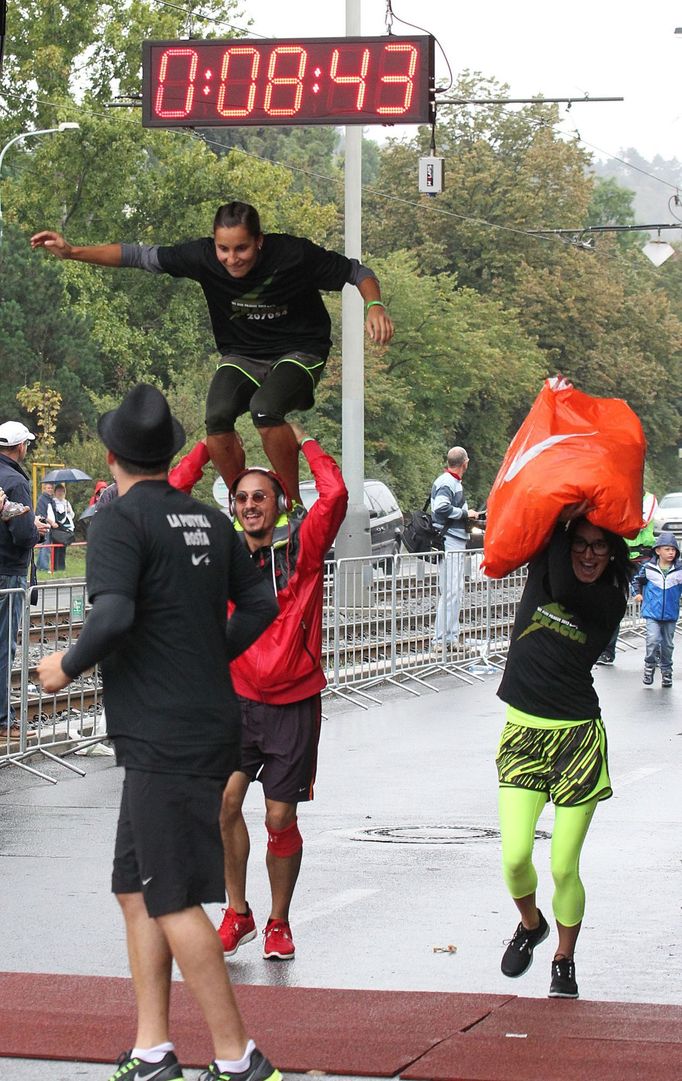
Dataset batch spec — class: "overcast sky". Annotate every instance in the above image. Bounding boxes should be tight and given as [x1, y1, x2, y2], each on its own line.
[237, 0, 682, 166]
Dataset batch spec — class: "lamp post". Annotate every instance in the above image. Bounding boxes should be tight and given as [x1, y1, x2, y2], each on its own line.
[0, 122, 80, 246]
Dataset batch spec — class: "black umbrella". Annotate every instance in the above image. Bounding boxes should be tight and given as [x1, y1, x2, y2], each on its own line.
[43, 468, 92, 483]
[78, 504, 98, 522]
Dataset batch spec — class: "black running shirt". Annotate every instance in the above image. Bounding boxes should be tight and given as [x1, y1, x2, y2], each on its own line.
[155, 233, 357, 360]
[85, 480, 275, 777]
[497, 528, 627, 720]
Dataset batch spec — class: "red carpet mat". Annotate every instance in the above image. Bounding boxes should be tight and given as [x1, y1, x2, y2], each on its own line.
[400, 1032, 682, 1081]
[474, 995, 682, 1043]
[0, 973, 508, 1075]
[2, 974, 681, 1078]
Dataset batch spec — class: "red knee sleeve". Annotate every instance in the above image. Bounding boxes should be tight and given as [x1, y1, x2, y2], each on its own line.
[267, 818, 303, 857]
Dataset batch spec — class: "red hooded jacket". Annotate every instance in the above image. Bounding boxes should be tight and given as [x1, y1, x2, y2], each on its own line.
[168, 439, 348, 704]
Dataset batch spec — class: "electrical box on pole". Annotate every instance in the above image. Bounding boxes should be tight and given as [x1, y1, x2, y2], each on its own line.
[418, 155, 444, 194]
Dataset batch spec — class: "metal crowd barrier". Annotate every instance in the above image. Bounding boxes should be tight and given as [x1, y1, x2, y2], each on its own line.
[322, 550, 525, 708]
[1, 554, 645, 776]
[0, 579, 104, 782]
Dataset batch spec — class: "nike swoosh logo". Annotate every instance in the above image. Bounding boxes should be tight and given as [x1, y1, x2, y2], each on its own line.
[142, 876, 153, 886]
[133, 1066, 169, 1081]
[502, 432, 597, 482]
[191, 552, 209, 565]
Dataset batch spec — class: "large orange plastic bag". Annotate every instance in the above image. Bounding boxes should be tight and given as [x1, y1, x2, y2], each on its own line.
[483, 377, 647, 578]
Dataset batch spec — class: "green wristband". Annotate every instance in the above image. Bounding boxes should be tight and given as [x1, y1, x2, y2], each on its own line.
[365, 300, 385, 312]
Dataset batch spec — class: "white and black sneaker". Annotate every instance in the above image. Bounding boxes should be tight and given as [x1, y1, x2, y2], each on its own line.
[501, 910, 549, 977]
[549, 956, 579, 998]
[199, 1049, 281, 1081]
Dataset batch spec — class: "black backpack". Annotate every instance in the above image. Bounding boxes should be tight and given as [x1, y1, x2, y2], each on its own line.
[402, 498, 445, 555]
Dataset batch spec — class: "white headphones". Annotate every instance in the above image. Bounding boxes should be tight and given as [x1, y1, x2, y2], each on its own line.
[228, 466, 291, 517]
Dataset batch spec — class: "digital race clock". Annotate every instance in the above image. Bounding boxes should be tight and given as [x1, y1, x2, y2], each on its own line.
[142, 36, 434, 128]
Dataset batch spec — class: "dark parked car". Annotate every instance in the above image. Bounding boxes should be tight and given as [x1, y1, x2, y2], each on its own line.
[299, 478, 403, 559]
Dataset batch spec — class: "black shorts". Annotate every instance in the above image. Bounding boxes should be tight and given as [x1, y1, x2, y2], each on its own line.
[238, 694, 322, 803]
[205, 352, 325, 432]
[112, 769, 229, 917]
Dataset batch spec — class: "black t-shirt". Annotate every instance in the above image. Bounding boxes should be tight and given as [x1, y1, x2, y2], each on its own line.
[497, 528, 628, 720]
[156, 233, 355, 360]
[86, 481, 271, 777]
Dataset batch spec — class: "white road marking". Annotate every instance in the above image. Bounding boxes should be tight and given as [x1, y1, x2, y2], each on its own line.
[617, 766, 664, 787]
[295, 888, 379, 926]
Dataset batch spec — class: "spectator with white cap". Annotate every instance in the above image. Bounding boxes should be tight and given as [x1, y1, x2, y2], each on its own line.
[0, 421, 50, 739]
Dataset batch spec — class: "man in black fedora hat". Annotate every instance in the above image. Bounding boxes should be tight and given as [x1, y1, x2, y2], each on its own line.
[37, 383, 281, 1081]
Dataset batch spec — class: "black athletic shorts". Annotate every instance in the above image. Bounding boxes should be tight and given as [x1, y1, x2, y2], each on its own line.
[205, 352, 325, 432]
[238, 693, 322, 803]
[111, 769, 231, 917]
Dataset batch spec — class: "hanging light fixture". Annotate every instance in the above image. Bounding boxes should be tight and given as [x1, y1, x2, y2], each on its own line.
[642, 229, 675, 266]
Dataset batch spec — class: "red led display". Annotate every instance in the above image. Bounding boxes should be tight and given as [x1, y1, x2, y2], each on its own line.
[142, 36, 434, 127]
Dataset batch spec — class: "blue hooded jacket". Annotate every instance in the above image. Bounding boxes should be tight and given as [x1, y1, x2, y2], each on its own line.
[633, 531, 682, 622]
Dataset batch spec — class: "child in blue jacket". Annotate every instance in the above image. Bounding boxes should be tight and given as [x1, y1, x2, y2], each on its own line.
[633, 531, 682, 687]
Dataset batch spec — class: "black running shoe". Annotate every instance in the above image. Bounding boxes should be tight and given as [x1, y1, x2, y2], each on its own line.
[643, 667, 655, 685]
[662, 671, 673, 688]
[107, 1050, 184, 1081]
[596, 652, 614, 666]
[501, 910, 549, 977]
[199, 1048, 281, 1081]
[549, 957, 579, 998]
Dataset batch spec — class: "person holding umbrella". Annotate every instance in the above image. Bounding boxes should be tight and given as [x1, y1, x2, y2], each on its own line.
[41, 468, 92, 567]
[35, 481, 57, 571]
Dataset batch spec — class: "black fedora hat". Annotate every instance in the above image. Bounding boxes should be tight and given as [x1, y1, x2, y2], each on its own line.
[97, 384, 185, 464]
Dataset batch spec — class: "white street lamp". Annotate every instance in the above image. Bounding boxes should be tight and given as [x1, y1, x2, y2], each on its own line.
[0, 122, 80, 246]
[642, 238, 676, 267]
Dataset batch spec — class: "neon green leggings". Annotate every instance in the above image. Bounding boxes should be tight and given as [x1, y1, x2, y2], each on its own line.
[498, 787, 598, 927]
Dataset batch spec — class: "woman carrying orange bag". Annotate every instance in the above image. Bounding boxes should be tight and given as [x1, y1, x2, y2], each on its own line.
[495, 506, 633, 998]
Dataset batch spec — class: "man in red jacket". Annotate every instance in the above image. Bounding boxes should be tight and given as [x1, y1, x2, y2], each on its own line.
[169, 425, 347, 960]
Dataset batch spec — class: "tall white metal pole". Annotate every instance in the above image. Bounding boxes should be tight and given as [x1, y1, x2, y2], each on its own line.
[336, 0, 371, 560]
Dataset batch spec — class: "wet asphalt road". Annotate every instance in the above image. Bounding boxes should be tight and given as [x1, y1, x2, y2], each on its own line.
[0, 635, 680, 1079]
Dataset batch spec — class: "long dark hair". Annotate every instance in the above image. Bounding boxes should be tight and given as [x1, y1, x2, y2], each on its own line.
[213, 201, 261, 237]
[565, 518, 634, 596]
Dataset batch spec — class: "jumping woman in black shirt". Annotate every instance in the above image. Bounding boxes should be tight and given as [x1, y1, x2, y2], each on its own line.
[31, 202, 394, 505]
[496, 512, 632, 998]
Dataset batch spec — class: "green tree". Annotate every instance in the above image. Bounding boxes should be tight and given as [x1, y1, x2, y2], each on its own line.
[0, 224, 104, 440]
[365, 74, 593, 289]
[307, 251, 545, 507]
[512, 242, 682, 493]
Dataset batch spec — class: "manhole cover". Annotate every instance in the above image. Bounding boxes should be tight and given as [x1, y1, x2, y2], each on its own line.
[347, 824, 551, 844]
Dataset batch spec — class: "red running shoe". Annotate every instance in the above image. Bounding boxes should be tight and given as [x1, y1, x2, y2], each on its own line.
[218, 906, 257, 957]
[262, 918, 295, 960]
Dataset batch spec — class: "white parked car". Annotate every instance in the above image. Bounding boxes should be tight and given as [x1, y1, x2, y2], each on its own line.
[300, 478, 403, 560]
[652, 492, 682, 544]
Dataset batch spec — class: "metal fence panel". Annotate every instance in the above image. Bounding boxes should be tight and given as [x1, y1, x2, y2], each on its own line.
[1, 560, 645, 776]
[0, 579, 103, 780]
